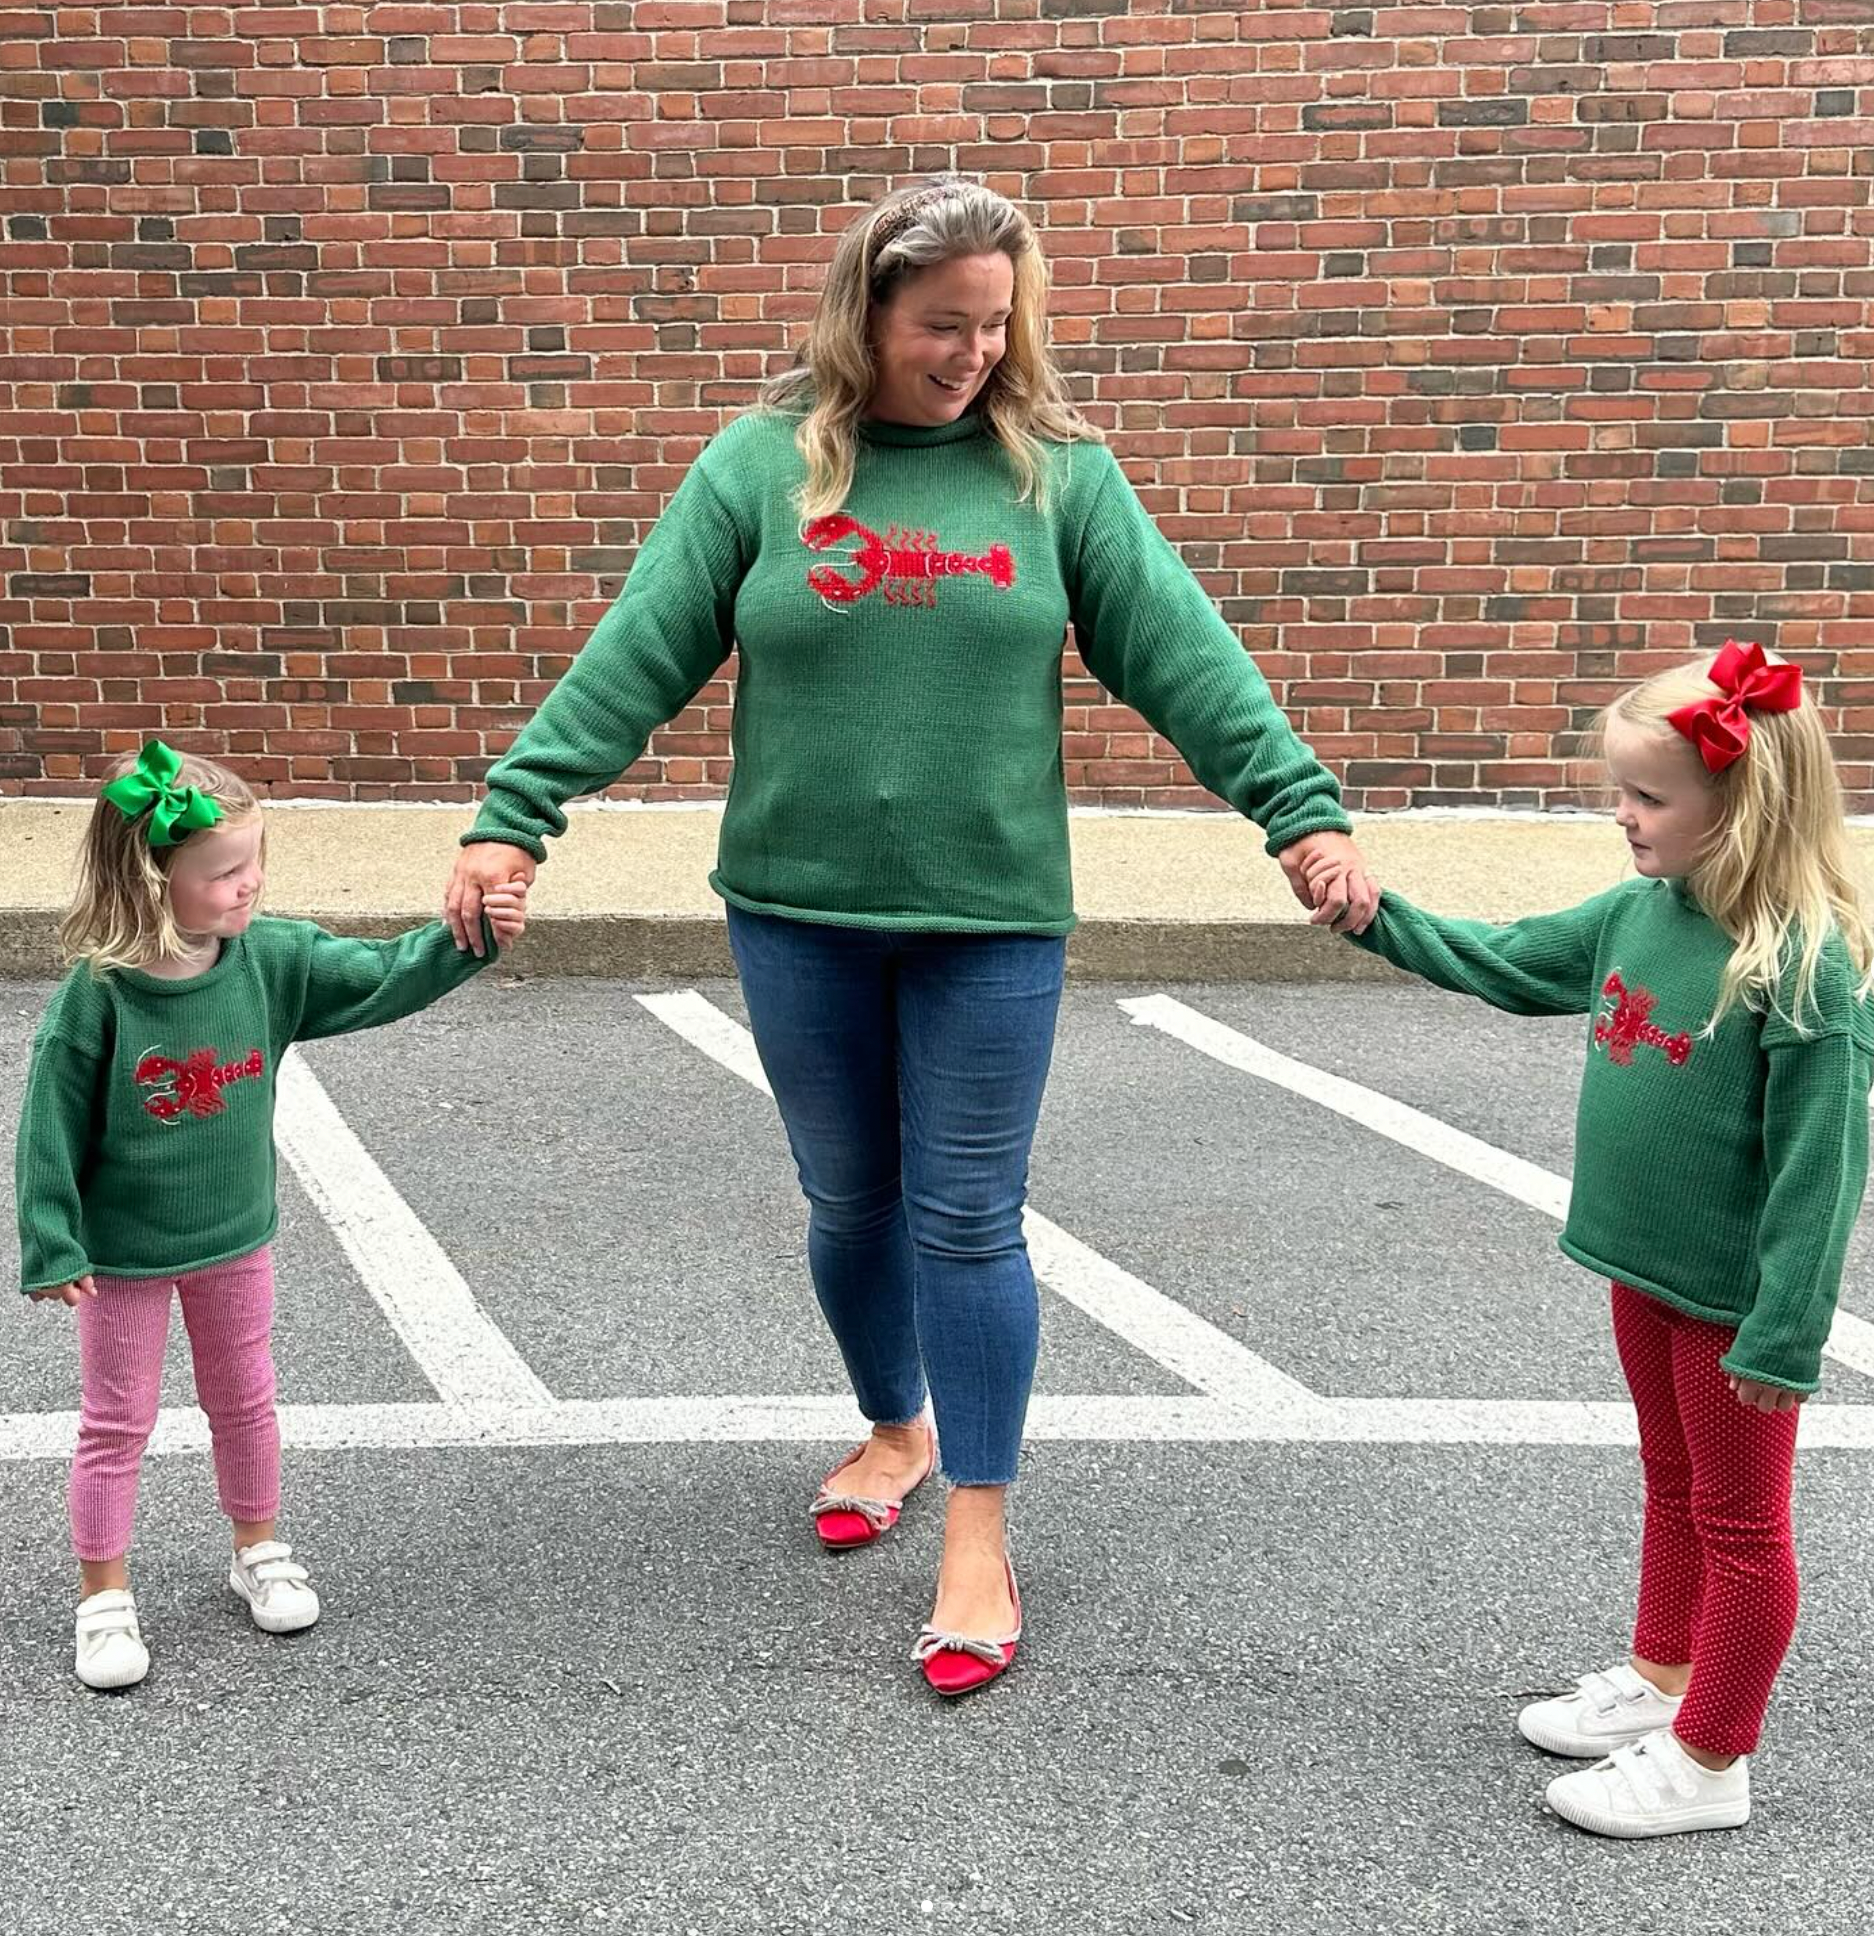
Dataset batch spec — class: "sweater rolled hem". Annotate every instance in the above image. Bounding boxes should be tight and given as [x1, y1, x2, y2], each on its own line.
[710, 873, 1077, 937]
[461, 828, 549, 863]
[20, 1266, 93, 1297]
[1714, 1352, 1821, 1397]
[1260, 808, 1356, 859]
[82, 1222, 280, 1288]
[1557, 1233, 1788, 1351]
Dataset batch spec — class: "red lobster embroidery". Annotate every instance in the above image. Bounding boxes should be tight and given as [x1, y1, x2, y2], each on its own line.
[801, 514, 1016, 609]
[135, 1046, 265, 1121]
[1593, 974, 1692, 1068]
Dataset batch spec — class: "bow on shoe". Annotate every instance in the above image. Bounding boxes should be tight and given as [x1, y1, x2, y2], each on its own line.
[810, 1491, 897, 1531]
[1667, 640, 1803, 774]
[100, 740, 225, 847]
[912, 1626, 1009, 1669]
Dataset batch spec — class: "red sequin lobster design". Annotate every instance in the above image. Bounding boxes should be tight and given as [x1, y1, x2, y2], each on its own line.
[801, 514, 1016, 609]
[1593, 973, 1692, 1068]
[135, 1046, 266, 1121]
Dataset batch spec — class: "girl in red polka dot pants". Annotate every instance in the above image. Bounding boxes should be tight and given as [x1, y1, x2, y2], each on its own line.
[1313, 643, 1873, 1836]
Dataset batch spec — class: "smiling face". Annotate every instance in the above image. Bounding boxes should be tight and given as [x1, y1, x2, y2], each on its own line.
[1605, 715, 1726, 879]
[868, 250, 1014, 428]
[166, 813, 265, 939]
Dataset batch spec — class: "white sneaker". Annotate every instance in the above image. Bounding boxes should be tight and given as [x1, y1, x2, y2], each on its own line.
[1518, 1661, 1684, 1757]
[1545, 1727, 1750, 1839]
[229, 1540, 320, 1634]
[74, 1588, 150, 1691]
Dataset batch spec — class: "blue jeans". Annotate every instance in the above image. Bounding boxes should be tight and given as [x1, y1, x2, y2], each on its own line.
[726, 907, 1067, 1486]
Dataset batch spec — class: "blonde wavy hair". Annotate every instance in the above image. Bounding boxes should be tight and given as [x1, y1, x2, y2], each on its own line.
[62, 749, 262, 975]
[1598, 650, 1874, 1031]
[761, 176, 1097, 519]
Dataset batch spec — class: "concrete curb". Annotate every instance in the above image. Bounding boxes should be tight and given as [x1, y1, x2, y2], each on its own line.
[0, 905, 1405, 984]
[22, 796, 1866, 986]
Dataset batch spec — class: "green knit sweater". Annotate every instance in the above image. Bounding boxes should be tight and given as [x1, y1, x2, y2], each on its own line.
[462, 409, 1351, 931]
[1353, 879, 1873, 1392]
[15, 917, 493, 1292]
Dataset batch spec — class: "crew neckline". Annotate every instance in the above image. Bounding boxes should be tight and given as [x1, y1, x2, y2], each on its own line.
[112, 937, 238, 995]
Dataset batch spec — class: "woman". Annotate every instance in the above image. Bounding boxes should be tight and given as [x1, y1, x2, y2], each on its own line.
[444, 178, 1378, 1695]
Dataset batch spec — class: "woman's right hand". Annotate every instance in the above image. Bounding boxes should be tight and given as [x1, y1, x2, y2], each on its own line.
[31, 1275, 95, 1306]
[446, 843, 540, 956]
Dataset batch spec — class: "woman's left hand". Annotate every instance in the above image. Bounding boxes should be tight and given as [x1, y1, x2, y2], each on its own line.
[1727, 1376, 1806, 1414]
[445, 842, 539, 956]
[1278, 831, 1379, 935]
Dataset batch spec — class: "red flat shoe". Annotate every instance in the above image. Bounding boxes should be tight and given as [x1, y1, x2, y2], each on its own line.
[810, 1418, 938, 1550]
[913, 1557, 1021, 1698]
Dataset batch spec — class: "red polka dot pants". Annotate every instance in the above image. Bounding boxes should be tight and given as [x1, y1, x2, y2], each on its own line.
[1611, 1281, 1800, 1757]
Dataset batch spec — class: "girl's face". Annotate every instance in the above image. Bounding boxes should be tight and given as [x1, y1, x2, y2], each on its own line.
[166, 813, 264, 939]
[1605, 717, 1725, 879]
[868, 250, 1014, 428]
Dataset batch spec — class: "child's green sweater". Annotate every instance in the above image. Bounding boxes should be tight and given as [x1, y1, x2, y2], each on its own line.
[15, 917, 492, 1293]
[1353, 878, 1872, 1392]
[462, 410, 1351, 932]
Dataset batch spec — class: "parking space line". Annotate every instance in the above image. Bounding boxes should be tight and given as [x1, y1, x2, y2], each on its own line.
[1119, 993, 1568, 1218]
[275, 1049, 556, 1409]
[0, 1395, 1226, 1460]
[635, 990, 1325, 1422]
[1123, 993, 1874, 1382]
[11, 989, 1872, 1462]
[6, 1393, 1872, 1460]
[1021, 1217, 1321, 1417]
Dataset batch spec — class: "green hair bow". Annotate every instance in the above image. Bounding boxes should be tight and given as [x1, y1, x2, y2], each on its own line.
[100, 740, 225, 849]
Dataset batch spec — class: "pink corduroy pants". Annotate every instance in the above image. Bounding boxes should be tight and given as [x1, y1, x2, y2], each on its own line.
[69, 1245, 280, 1561]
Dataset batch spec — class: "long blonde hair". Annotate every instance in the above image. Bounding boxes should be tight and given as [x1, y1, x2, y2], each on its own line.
[1603, 651, 1874, 1030]
[761, 177, 1097, 519]
[62, 749, 261, 974]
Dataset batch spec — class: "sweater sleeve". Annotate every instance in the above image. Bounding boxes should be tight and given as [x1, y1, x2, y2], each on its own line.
[1063, 447, 1351, 856]
[289, 918, 495, 1042]
[1723, 979, 1874, 1394]
[1347, 886, 1621, 1016]
[15, 1026, 101, 1294]
[463, 453, 746, 861]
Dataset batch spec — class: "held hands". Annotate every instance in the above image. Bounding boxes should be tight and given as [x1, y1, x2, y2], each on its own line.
[1280, 832, 1380, 936]
[446, 845, 539, 956]
[30, 1275, 96, 1307]
[481, 882, 530, 948]
[1728, 1376, 1806, 1415]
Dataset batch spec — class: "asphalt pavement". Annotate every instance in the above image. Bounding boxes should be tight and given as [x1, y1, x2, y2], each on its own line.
[2, 971, 1870, 1935]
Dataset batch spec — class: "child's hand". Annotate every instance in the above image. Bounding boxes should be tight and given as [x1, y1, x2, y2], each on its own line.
[1727, 1375, 1805, 1414]
[482, 882, 529, 946]
[30, 1275, 96, 1306]
[1282, 833, 1379, 935]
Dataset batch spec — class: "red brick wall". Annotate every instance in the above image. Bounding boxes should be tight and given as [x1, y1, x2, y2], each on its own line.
[4, 3, 1872, 810]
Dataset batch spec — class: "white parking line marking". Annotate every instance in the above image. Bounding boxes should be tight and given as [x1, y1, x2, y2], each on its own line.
[1123, 993, 1874, 1382]
[4, 1394, 1871, 1462]
[635, 990, 1323, 1422]
[274, 1048, 555, 1409]
[1119, 993, 1568, 1218]
[1021, 1217, 1321, 1418]
[9, 993, 1873, 1460]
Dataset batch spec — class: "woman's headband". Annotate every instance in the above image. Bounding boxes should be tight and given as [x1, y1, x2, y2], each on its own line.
[867, 186, 961, 278]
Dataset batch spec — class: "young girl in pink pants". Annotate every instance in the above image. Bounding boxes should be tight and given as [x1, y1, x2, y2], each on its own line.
[1310, 643, 1872, 1838]
[15, 742, 527, 1690]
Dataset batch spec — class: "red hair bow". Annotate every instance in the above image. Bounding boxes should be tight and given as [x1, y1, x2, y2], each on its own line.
[1666, 640, 1802, 774]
